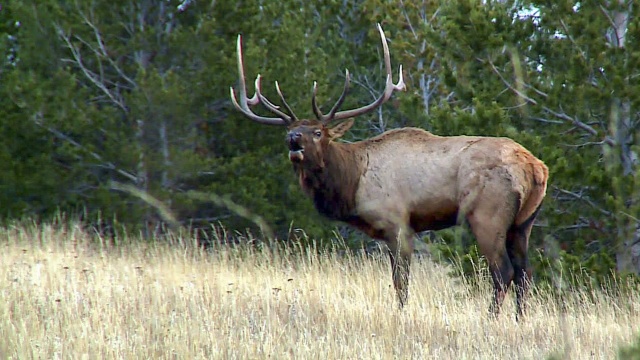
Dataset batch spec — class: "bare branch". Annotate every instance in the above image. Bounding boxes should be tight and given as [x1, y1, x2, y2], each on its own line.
[600, 3, 630, 48]
[32, 112, 138, 183]
[561, 140, 609, 148]
[559, 19, 587, 62]
[553, 186, 612, 216]
[485, 57, 613, 145]
[600, 5, 618, 35]
[417, 45, 439, 115]
[529, 117, 564, 125]
[486, 59, 538, 105]
[75, 4, 138, 88]
[56, 25, 128, 113]
[398, 0, 418, 39]
[541, 106, 614, 145]
[521, 81, 549, 99]
[351, 74, 387, 133]
[620, 211, 640, 223]
[554, 223, 595, 232]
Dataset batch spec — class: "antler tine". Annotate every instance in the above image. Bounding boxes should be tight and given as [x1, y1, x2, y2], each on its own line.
[275, 81, 299, 122]
[311, 81, 323, 121]
[254, 76, 292, 121]
[323, 24, 406, 124]
[312, 70, 351, 124]
[229, 35, 292, 126]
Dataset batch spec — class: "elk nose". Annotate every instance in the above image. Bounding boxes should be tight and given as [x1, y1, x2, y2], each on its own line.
[287, 131, 302, 141]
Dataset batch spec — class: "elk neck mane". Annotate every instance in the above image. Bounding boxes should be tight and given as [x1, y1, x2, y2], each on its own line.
[293, 141, 365, 221]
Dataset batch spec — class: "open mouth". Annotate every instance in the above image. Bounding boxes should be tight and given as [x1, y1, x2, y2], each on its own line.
[288, 140, 304, 152]
[288, 143, 304, 162]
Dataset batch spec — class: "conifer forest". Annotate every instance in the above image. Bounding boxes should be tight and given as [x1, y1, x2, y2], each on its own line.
[2, 0, 639, 281]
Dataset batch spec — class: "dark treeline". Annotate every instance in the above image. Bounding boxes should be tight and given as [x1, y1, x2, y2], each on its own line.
[1, 0, 639, 278]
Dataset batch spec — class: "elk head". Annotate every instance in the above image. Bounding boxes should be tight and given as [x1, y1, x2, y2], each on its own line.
[229, 24, 406, 167]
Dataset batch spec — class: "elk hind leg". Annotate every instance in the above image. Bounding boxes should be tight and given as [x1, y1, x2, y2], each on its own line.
[466, 203, 516, 317]
[487, 250, 514, 316]
[507, 207, 539, 320]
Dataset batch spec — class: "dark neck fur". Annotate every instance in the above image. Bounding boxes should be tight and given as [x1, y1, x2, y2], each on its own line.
[294, 143, 364, 221]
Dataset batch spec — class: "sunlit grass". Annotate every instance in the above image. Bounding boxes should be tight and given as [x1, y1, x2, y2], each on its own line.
[0, 221, 638, 359]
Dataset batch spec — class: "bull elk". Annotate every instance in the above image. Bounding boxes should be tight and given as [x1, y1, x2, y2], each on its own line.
[229, 24, 548, 319]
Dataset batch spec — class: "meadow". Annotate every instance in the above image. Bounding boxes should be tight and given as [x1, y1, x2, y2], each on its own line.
[1, 222, 639, 359]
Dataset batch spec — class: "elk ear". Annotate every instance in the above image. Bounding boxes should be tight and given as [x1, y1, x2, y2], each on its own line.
[328, 119, 355, 139]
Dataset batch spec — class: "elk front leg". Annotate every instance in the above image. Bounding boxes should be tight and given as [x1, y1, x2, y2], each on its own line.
[386, 226, 414, 308]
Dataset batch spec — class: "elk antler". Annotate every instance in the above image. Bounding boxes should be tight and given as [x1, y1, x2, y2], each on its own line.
[229, 35, 298, 126]
[312, 23, 406, 125]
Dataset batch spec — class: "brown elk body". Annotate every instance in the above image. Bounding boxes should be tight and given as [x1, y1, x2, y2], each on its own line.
[230, 24, 549, 319]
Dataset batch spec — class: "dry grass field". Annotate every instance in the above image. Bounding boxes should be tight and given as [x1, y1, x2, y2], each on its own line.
[1, 222, 639, 359]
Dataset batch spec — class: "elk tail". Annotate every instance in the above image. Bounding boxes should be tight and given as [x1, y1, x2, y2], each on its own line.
[515, 202, 542, 231]
[515, 162, 548, 228]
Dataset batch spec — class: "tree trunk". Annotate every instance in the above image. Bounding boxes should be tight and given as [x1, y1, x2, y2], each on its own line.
[605, 1, 640, 274]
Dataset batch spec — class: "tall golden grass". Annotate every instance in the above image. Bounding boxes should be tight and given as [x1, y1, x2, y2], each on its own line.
[0, 221, 638, 359]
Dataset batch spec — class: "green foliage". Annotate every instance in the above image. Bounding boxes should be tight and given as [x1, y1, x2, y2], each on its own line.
[1, 0, 639, 285]
[619, 333, 640, 360]
[532, 248, 621, 292]
[433, 240, 488, 290]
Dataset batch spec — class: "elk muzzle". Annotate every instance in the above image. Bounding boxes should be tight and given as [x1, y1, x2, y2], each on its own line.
[287, 131, 304, 162]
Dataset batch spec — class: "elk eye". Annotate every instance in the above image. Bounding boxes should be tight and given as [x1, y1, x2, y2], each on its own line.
[313, 130, 322, 138]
